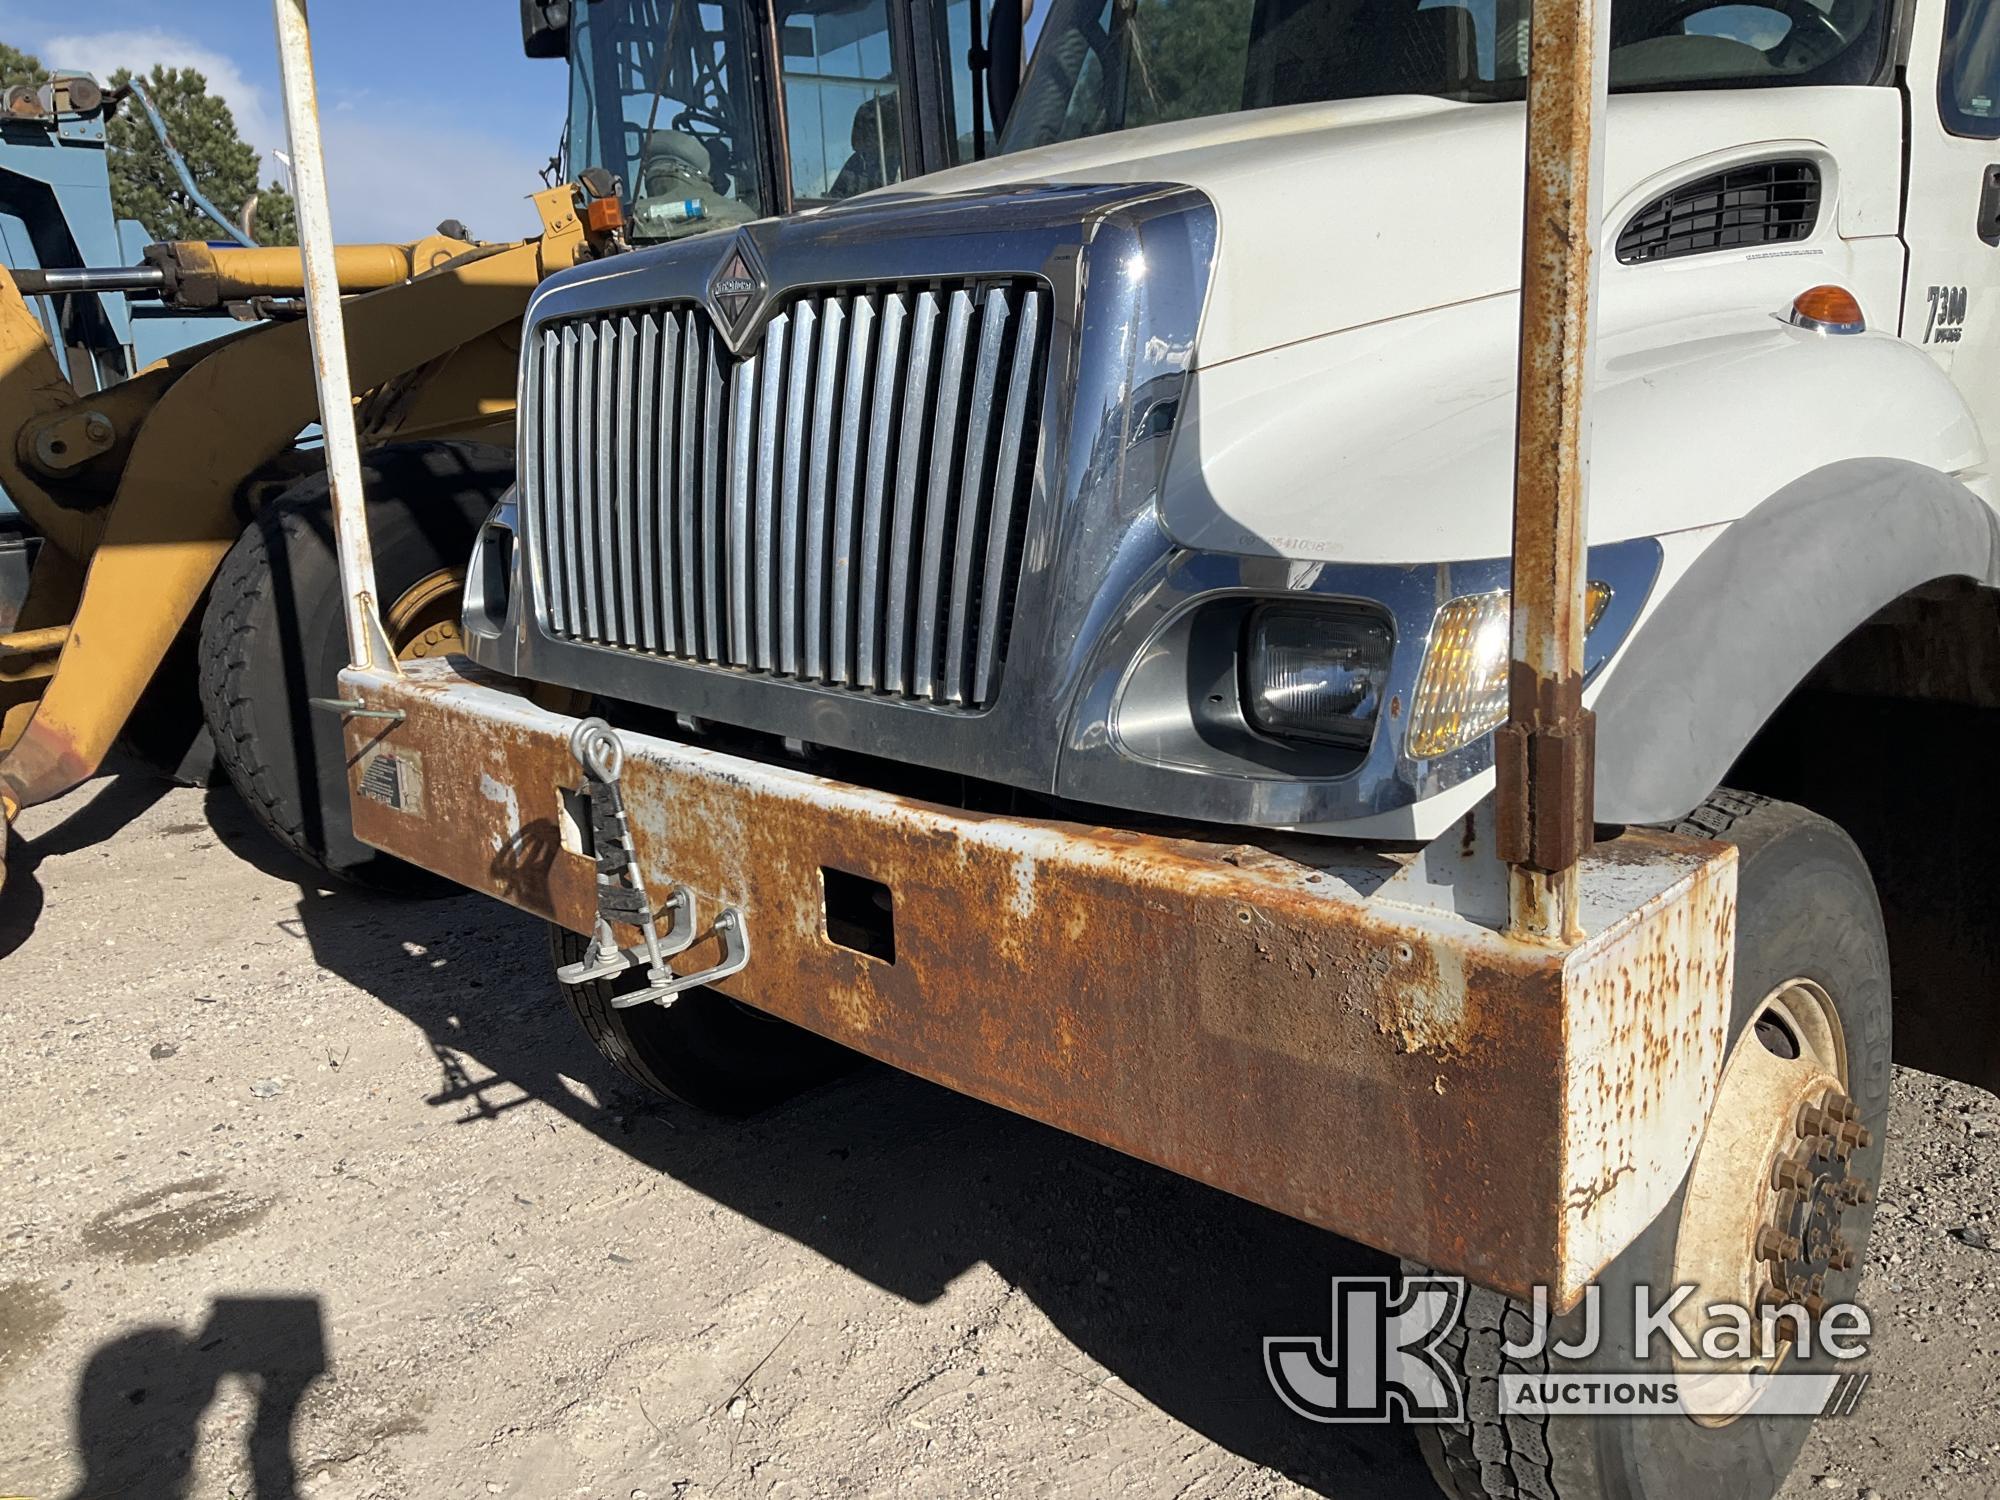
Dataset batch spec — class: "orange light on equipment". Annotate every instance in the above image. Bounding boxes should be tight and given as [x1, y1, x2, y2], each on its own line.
[1788, 285, 1865, 334]
[584, 196, 626, 235]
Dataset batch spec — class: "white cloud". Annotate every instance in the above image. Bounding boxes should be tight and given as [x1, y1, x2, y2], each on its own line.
[38, 27, 286, 171]
[320, 116, 548, 244]
[27, 24, 548, 246]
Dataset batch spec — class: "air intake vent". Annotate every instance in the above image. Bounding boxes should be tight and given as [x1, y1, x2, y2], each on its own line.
[1616, 160, 1820, 265]
[525, 281, 1049, 710]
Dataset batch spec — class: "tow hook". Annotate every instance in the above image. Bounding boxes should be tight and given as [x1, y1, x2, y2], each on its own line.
[553, 718, 750, 1008]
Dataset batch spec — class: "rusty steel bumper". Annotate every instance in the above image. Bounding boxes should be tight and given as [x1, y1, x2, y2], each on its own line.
[341, 658, 1737, 1305]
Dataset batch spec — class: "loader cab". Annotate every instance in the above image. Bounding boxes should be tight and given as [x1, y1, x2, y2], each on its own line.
[540, 0, 1017, 243]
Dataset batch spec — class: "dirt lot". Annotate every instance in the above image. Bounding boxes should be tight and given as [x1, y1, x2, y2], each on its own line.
[2, 770, 1997, 1500]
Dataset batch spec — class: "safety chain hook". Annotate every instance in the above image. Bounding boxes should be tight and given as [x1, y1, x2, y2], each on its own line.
[553, 718, 751, 1008]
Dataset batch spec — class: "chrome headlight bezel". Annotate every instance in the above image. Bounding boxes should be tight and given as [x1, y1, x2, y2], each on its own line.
[1065, 537, 1662, 832]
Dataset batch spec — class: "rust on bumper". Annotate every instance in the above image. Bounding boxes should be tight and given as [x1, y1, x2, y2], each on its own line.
[343, 659, 1736, 1305]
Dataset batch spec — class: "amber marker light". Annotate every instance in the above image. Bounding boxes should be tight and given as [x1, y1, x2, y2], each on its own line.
[584, 196, 626, 235]
[1787, 285, 1865, 335]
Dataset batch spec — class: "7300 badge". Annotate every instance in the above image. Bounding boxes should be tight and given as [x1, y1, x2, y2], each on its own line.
[1924, 284, 1967, 344]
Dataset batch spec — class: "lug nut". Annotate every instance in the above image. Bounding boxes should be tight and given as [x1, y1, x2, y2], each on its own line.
[1773, 1159, 1813, 1193]
[1757, 1227, 1802, 1263]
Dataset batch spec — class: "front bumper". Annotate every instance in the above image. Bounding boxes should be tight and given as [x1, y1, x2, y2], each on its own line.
[342, 657, 1737, 1305]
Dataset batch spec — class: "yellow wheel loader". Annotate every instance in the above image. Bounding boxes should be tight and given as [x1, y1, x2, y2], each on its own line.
[0, 0, 1011, 894]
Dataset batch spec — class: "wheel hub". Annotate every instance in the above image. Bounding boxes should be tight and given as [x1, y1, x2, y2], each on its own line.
[1669, 978, 1873, 1424]
[381, 567, 465, 662]
[1759, 1086, 1872, 1325]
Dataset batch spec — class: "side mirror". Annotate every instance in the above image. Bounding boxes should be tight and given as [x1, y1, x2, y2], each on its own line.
[521, 0, 572, 59]
[986, 0, 1023, 137]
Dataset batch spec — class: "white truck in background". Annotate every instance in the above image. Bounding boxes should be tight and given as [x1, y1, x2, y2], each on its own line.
[295, 0, 2000, 1496]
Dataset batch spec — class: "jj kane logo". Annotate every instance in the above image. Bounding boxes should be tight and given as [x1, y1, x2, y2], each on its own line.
[1266, 1277, 1874, 1424]
[1265, 1277, 1467, 1424]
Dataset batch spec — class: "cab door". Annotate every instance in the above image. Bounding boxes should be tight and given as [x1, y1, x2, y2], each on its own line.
[1902, 0, 2000, 447]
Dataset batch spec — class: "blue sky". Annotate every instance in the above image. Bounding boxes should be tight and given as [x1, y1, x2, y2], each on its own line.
[0, 0, 570, 242]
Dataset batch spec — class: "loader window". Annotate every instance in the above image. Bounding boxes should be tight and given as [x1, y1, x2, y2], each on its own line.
[567, 0, 772, 241]
[775, 0, 1002, 202]
[1001, 0, 1893, 151]
[777, 0, 907, 199]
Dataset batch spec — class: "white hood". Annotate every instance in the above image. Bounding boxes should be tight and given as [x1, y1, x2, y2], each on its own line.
[896, 87, 1903, 366]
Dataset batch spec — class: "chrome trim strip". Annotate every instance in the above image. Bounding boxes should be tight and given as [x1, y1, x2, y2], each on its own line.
[855, 293, 908, 691]
[726, 351, 757, 667]
[779, 300, 815, 678]
[655, 311, 682, 657]
[634, 313, 660, 651]
[912, 288, 973, 701]
[613, 316, 638, 645]
[752, 310, 787, 673]
[673, 315, 698, 653]
[803, 296, 845, 683]
[882, 289, 939, 697]
[944, 287, 1012, 705]
[697, 321, 724, 661]
[830, 293, 876, 682]
[975, 290, 1041, 707]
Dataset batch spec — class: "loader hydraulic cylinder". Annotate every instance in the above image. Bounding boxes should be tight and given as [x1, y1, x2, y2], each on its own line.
[10, 267, 170, 296]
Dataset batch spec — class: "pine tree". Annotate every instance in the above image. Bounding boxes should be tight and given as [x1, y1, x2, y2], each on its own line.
[1, 40, 50, 88]
[106, 63, 298, 246]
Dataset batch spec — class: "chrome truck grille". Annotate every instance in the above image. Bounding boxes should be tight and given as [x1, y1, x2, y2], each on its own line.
[525, 281, 1049, 709]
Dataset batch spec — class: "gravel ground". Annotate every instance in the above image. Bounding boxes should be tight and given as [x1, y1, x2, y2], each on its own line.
[1, 770, 1997, 1500]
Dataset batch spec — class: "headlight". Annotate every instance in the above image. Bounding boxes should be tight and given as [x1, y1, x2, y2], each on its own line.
[1244, 603, 1394, 750]
[1406, 584, 1612, 760]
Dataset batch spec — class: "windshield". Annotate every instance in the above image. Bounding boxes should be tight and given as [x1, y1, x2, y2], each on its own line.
[1001, 0, 1894, 151]
[567, 0, 772, 242]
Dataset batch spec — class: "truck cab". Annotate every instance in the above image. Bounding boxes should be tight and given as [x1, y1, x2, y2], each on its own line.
[338, 2, 2000, 1496]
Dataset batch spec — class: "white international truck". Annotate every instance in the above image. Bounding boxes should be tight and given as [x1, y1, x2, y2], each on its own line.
[271, 0, 2000, 1495]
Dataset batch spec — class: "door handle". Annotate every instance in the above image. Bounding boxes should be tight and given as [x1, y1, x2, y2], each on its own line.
[1979, 164, 2000, 245]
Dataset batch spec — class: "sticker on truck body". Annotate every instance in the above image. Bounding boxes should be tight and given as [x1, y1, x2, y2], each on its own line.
[356, 746, 424, 816]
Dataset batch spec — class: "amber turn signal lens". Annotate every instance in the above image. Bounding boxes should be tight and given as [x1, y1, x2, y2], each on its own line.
[1788, 285, 1865, 334]
[584, 196, 626, 234]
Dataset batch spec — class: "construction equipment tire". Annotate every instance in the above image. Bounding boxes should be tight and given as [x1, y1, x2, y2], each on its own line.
[198, 442, 510, 892]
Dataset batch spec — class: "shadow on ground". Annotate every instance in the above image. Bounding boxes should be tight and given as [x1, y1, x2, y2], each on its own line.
[0, 769, 172, 962]
[64, 1295, 327, 1500]
[202, 784, 1434, 1498]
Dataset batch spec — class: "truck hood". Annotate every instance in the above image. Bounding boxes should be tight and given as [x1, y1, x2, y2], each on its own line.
[894, 89, 1903, 366]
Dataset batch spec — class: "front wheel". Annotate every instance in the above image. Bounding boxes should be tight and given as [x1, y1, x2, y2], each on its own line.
[552, 925, 858, 1116]
[1415, 792, 1891, 1500]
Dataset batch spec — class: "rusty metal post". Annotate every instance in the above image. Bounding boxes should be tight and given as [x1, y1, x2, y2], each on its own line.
[271, 0, 397, 674]
[1495, 0, 1612, 943]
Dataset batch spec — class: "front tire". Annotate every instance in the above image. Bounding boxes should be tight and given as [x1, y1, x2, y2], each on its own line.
[198, 442, 511, 891]
[552, 925, 858, 1116]
[1415, 792, 1891, 1500]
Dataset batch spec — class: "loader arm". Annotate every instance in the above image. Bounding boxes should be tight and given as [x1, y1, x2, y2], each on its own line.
[0, 239, 554, 816]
